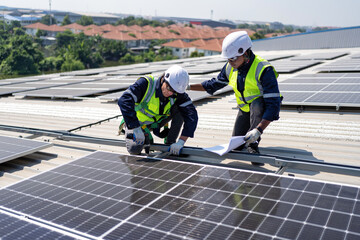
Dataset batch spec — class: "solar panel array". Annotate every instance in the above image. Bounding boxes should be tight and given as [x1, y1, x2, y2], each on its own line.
[98, 74, 233, 102]
[279, 73, 360, 107]
[1, 76, 105, 97]
[351, 53, 360, 59]
[14, 78, 136, 99]
[289, 52, 347, 61]
[0, 151, 359, 239]
[270, 59, 322, 73]
[0, 136, 52, 164]
[316, 56, 360, 72]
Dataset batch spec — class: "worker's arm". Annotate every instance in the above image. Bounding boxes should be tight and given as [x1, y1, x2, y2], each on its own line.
[118, 77, 148, 129]
[189, 64, 229, 94]
[188, 84, 205, 91]
[169, 93, 198, 155]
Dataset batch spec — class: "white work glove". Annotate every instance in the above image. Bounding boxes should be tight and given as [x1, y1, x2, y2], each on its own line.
[132, 127, 145, 145]
[169, 139, 185, 155]
[244, 128, 262, 144]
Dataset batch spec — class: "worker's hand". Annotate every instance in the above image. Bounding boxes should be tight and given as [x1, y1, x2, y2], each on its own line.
[169, 139, 185, 155]
[132, 127, 145, 145]
[186, 84, 191, 91]
[244, 128, 261, 144]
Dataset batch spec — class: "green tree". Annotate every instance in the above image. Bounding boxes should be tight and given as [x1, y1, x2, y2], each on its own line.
[0, 49, 40, 75]
[98, 39, 127, 61]
[61, 58, 85, 72]
[119, 53, 135, 64]
[56, 30, 76, 49]
[190, 51, 204, 58]
[61, 14, 71, 26]
[36, 29, 47, 37]
[40, 56, 64, 71]
[251, 32, 266, 40]
[284, 25, 294, 33]
[40, 14, 57, 25]
[76, 15, 94, 26]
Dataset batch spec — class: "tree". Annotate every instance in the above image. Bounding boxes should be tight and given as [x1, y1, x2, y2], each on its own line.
[119, 53, 135, 64]
[61, 57, 85, 71]
[190, 51, 204, 58]
[56, 30, 75, 49]
[40, 14, 57, 25]
[0, 48, 40, 75]
[61, 14, 71, 26]
[36, 29, 47, 37]
[76, 16, 94, 26]
[98, 39, 127, 61]
[251, 32, 265, 40]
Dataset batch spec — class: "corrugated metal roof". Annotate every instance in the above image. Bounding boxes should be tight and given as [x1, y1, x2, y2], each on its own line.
[253, 26, 360, 51]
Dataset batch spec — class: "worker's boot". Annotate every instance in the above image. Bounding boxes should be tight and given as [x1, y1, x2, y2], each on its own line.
[248, 144, 264, 166]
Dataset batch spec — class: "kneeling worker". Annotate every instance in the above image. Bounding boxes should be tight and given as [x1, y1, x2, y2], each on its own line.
[118, 65, 198, 156]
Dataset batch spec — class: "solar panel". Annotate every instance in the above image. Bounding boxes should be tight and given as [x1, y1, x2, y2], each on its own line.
[271, 60, 322, 73]
[259, 53, 296, 61]
[279, 73, 360, 108]
[0, 151, 358, 239]
[0, 77, 43, 87]
[350, 53, 360, 59]
[13, 79, 133, 99]
[316, 57, 360, 72]
[185, 63, 224, 74]
[0, 136, 52, 164]
[0, 211, 73, 239]
[2, 77, 103, 97]
[290, 52, 347, 61]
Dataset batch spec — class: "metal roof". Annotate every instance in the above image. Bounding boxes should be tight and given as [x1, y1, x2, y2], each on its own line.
[253, 26, 360, 51]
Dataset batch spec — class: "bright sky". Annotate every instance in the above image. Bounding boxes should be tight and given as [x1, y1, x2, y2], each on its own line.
[2, 0, 360, 27]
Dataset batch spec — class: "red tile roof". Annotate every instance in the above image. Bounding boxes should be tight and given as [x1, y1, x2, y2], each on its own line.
[24, 22, 49, 30]
[63, 23, 86, 31]
[102, 31, 137, 41]
[162, 39, 194, 48]
[23, 23, 256, 49]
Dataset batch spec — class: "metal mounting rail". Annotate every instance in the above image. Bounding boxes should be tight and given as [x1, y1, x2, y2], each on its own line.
[0, 124, 360, 177]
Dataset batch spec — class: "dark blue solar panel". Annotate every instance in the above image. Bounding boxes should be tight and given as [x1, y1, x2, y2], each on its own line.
[0, 151, 359, 239]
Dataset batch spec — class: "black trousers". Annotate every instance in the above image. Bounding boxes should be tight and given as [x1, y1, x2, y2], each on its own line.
[232, 97, 265, 150]
[156, 105, 184, 144]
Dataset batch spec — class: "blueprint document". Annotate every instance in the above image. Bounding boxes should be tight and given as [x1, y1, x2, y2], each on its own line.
[203, 136, 245, 156]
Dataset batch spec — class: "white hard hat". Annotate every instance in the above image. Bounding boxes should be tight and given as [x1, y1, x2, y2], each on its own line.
[164, 65, 189, 94]
[221, 31, 252, 59]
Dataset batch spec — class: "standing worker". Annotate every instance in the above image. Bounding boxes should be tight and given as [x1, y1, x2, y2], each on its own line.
[118, 65, 198, 156]
[189, 31, 281, 165]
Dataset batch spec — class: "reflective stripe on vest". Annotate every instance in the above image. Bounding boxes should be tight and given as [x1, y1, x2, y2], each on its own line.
[135, 76, 176, 126]
[226, 55, 279, 112]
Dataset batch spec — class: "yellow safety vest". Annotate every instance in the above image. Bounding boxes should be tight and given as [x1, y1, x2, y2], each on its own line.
[226, 55, 279, 112]
[135, 75, 176, 126]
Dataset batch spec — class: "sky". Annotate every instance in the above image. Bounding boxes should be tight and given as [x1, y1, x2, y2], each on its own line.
[1, 0, 360, 27]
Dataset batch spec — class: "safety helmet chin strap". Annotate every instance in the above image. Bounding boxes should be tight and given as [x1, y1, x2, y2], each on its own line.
[243, 48, 251, 64]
